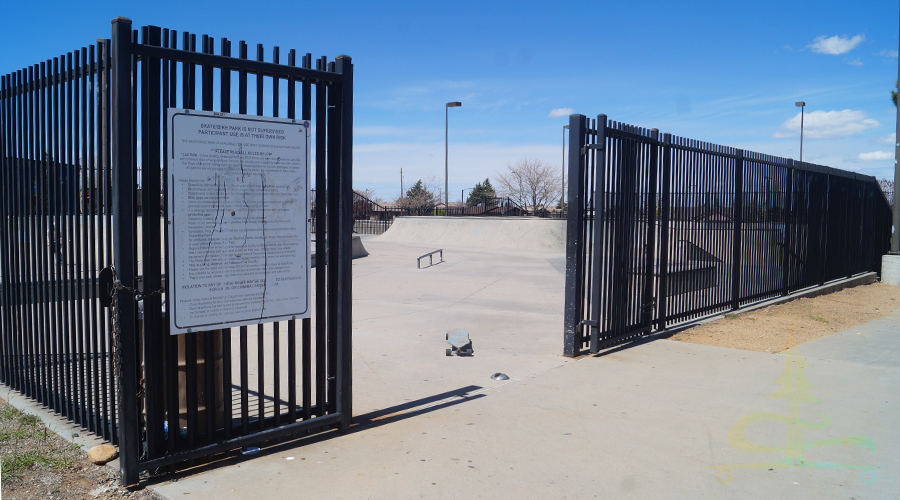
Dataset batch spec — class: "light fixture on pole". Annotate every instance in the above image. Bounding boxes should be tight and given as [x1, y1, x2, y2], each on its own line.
[562, 125, 569, 208]
[795, 101, 806, 162]
[445, 101, 462, 215]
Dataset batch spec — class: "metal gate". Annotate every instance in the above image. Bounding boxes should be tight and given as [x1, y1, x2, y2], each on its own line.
[563, 114, 892, 357]
[1, 17, 353, 485]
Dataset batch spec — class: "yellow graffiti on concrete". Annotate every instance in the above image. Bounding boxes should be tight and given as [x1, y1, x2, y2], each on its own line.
[712, 347, 878, 485]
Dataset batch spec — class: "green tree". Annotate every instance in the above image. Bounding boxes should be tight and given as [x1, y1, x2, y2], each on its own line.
[466, 178, 496, 205]
[398, 179, 437, 212]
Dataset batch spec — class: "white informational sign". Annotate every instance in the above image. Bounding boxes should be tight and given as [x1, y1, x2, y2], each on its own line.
[166, 109, 311, 334]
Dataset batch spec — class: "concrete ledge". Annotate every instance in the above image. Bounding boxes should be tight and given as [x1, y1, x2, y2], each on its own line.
[311, 234, 368, 268]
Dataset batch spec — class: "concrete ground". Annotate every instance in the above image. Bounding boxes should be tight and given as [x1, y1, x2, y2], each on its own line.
[145, 231, 899, 500]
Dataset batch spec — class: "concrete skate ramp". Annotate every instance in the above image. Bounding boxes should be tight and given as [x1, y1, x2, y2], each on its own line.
[377, 216, 566, 253]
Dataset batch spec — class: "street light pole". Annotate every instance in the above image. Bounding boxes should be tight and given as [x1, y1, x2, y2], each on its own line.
[795, 101, 805, 162]
[445, 101, 462, 215]
[893, 11, 900, 253]
[562, 125, 568, 208]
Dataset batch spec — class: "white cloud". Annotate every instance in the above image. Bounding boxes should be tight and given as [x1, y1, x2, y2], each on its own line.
[845, 58, 863, 67]
[878, 49, 899, 57]
[857, 151, 893, 161]
[548, 108, 573, 118]
[773, 109, 880, 139]
[807, 34, 865, 55]
[875, 132, 896, 145]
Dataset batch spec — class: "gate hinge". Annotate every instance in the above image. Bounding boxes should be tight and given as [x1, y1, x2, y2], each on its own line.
[581, 144, 605, 155]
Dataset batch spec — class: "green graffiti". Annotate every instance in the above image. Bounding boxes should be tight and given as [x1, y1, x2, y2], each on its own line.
[712, 348, 878, 485]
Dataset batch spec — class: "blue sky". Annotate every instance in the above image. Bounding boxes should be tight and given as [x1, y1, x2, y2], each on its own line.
[2, 0, 898, 201]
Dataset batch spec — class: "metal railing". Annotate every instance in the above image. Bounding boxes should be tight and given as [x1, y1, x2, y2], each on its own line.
[417, 249, 443, 269]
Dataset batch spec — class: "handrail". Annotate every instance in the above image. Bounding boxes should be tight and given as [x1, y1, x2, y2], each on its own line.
[417, 249, 443, 269]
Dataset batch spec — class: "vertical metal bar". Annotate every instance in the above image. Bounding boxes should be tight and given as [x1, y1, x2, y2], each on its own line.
[271, 45, 282, 427]
[201, 33, 217, 445]
[111, 16, 139, 487]
[255, 43, 267, 432]
[587, 116, 607, 353]
[52, 55, 64, 418]
[0, 74, 9, 390]
[64, 53, 75, 419]
[286, 48, 298, 425]
[562, 114, 587, 357]
[162, 27, 180, 454]
[87, 45, 99, 433]
[314, 57, 326, 416]
[76, 47, 87, 427]
[219, 37, 234, 439]
[326, 59, 339, 414]
[642, 129, 659, 331]
[141, 25, 164, 458]
[27, 64, 38, 401]
[731, 150, 744, 309]
[299, 51, 312, 421]
[38, 59, 51, 409]
[257, 323, 265, 431]
[782, 163, 793, 295]
[656, 133, 672, 329]
[334, 55, 353, 428]
[80, 46, 93, 428]
[103, 37, 117, 443]
[238, 40, 250, 436]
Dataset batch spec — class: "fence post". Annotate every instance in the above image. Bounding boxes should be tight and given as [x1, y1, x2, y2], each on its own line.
[782, 161, 793, 295]
[656, 133, 672, 329]
[334, 55, 353, 429]
[588, 116, 607, 353]
[641, 129, 659, 331]
[563, 114, 587, 357]
[110, 16, 140, 487]
[731, 150, 743, 310]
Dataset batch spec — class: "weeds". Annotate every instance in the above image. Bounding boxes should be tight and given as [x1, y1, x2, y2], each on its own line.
[809, 315, 829, 324]
[1, 450, 74, 476]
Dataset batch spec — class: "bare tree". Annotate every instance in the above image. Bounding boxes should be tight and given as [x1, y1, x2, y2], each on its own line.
[495, 158, 562, 211]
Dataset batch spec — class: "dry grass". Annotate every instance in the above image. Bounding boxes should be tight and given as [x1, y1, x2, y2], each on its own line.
[668, 282, 900, 353]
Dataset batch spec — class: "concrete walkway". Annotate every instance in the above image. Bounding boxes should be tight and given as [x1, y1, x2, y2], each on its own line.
[147, 237, 899, 499]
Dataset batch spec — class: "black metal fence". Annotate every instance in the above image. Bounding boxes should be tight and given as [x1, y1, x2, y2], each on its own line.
[563, 114, 893, 356]
[1, 38, 118, 443]
[1, 18, 354, 486]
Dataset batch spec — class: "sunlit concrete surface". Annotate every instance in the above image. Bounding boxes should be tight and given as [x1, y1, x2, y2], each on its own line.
[148, 221, 899, 499]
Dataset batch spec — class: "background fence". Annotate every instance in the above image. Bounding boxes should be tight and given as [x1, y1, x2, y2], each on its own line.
[563, 114, 893, 356]
[339, 191, 566, 236]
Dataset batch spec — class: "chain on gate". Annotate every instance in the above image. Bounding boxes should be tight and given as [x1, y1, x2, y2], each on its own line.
[99, 266, 164, 462]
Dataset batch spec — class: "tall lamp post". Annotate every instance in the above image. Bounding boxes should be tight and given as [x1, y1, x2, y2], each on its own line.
[562, 125, 569, 208]
[795, 101, 805, 162]
[884, 10, 900, 285]
[445, 101, 462, 215]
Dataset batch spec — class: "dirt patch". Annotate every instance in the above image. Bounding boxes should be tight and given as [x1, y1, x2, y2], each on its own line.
[0, 398, 158, 499]
[668, 282, 900, 353]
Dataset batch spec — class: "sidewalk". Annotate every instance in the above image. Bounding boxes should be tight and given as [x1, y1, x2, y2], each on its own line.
[148, 239, 899, 499]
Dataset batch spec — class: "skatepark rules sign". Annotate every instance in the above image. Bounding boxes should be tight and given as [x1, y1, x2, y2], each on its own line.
[166, 109, 311, 334]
